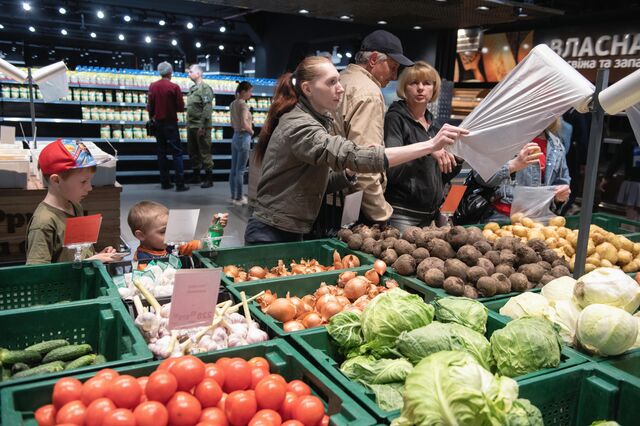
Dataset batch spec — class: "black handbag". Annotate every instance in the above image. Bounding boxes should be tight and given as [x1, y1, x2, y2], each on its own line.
[453, 172, 496, 225]
[145, 119, 157, 137]
[304, 191, 346, 240]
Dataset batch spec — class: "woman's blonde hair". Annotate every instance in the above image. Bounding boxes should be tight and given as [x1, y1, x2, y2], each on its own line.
[547, 117, 562, 135]
[396, 61, 441, 102]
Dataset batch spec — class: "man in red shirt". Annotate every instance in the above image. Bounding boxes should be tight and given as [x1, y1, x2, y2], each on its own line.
[148, 62, 189, 191]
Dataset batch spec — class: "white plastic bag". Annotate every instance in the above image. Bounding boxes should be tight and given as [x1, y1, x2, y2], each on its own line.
[449, 44, 594, 181]
[628, 103, 640, 146]
[511, 186, 557, 221]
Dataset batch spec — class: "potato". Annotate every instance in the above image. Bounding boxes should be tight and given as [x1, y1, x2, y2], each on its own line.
[522, 217, 536, 228]
[600, 259, 614, 268]
[617, 249, 633, 265]
[542, 227, 558, 239]
[569, 256, 575, 272]
[563, 245, 576, 258]
[512, 225, 529, 238]
[545, 237, 559, 249]
[482, 229, 495, 239]
[585, 263, 597, 273]
[596, 242, 618, 264]
[557, 227, 569, 238]
[529, 229, 546, 241]
[608, 235, 623, 250]
[484, 222, 500, 232]
[623, 260, 639, 273]
[566, 232, 578, 246]
[587, 239, 596, 256]
[585, 255, 601, 267]
[549, 216, 566, 227]
[632, 243, 640, 255]
[591, 232, 607, 246]
[510, 213, 524, 224]
[619, 236, 634, 252]
[504, 225, 513, 232]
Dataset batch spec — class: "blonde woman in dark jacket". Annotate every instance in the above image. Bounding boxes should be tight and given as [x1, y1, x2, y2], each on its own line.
[245, 56, 468, 245]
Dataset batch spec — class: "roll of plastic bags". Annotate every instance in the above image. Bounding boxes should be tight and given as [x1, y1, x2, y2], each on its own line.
[627, 103, 640, 145]
[510, 185, 557, 222]
[599, 68, 640, 115]
[449, 44, 594, 181]
[32, 61, 69, 102]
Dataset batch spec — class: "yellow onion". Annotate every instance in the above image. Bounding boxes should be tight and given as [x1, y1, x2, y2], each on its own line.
[283, 320, 306, 332]
[344, 276, 370, 302]
[258, 290, 276, 309]
[265, 298, 296, 322]
[343, 305, 362, 314]
[301, 312, 323, 328]
[321, 301, 343, 321]
[364, 269, 380, 285]
[248, 276, 261, 281]
[315, 284, 332, 297]
[291, 265, 306, 274]
[223, 265, 240, 277]
[315, 294, 338, 312]
[336, 296, 350, 306]
[338, 271, 357, 287]
[248, 266, 267, 279]
[342, 255, 360, 268]
[301, 294, 316, 307]
[373, 259, 387, 275]
[288, 295, 304, 317]
[385, 279, 399, 289]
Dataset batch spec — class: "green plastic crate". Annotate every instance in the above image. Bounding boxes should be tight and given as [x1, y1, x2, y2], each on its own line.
[227, 268, 439, 338]
[0, 300, 152, 389]
[518, 363, 640, 426]
[0, 261, 119, 311]
[0, 339, 377, 426]
[565, 213, 640, 235]
[194, 239, 374, 287]
[291, 310, 588, 423]
[603, 349, 640, 381]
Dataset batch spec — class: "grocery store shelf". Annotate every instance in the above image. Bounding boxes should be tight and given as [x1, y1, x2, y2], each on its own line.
[118, 154, 232, 161]
[116, 169, 231, 177]
[0, 98, 270, 111]
[0, 117, 263, 128]
[0, 117, 82, 123]
[34, 138, 234, 144]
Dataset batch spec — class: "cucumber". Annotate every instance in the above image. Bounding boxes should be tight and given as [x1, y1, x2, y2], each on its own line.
[65, 354, 97, 370]
[11, 361, 65, 379]
[25, 339, 69, 355]
[11, 362, 30, 374]
[0, 349, 42, 365]
[93, 354, 107, 365]
[42, 344, 92, 363]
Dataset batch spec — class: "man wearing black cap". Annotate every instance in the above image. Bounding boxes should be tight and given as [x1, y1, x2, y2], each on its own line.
[334, 30, 414, 225]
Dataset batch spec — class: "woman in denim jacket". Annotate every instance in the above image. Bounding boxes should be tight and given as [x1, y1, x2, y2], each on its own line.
[476, 119, 571, 222]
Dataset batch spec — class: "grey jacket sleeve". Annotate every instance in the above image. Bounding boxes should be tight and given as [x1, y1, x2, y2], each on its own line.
[288, 121, 385, 173]
[326, 171, 351, 193]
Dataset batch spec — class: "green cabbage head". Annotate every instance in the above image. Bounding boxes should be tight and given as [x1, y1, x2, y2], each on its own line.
[433, 297, 488, 334]
[576, 304, 638, 356]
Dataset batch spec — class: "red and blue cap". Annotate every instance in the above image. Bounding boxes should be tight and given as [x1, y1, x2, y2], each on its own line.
[38, 139, 97, 175]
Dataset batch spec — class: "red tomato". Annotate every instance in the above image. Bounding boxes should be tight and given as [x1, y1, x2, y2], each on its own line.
[137, 376, 149, 392]
[217, 393, 228, 411]
[255, 378, 287, 410]
[216, 357, 233, 370]
[167, 391, 202, 426]
[320, 415, 330, 426]
[286, 380, 311, 397]
[196, 423, 217, 426]
[248, 357, 270, 373]
[279, 392, 299, 421]
[55, 400, 86, 425]
[225, 390, 258, 426]
[81, 377, 111, 406]
[281, 421, 305, 426]
[94, 369, 120, 382]
[34, 404, 56, 426]
[134, 401, 169, 426]
[222, 359, 252, 393]
[170, 356, 206, 392]
[195, 378, 223, 408]
[145, 370, 178, 404]
[101, 408, 136, 426]
[158, 356, 180, 371]
[52, 378, 83, 409]
[85, 398, 116, 426]
[204, 363, 226, 388]
[264, 374, 287, 385]
[291, 395, 324, 426]
[106, 375, 143, 409]
[250, 409, 282, 426]
[251, 367, 268, 389]
[200, 407, 229, 425]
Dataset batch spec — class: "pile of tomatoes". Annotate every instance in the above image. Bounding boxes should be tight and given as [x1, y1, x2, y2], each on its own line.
[34, 355, 329, 426]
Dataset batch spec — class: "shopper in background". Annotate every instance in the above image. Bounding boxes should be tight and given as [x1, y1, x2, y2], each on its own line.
[246, 56, 467, 245]
[384, 61, 462, 231]
[186, 64, 215, 188]
[26, 139, 118, 264]
[474, 118, 571, 222]
[229, 81, 254, 206]
[334, 30, 414, 226]
[147, 61, 188, 192]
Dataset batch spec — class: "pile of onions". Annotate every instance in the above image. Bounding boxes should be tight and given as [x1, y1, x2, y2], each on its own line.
[258, 269, 400, 332]
[224, 250, 365, 284]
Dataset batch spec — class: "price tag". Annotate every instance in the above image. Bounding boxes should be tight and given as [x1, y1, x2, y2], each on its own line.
[168, 268, 221, 330]
[118, 85, 126, 90]
[119, 102, 126, 107]
[64, 214, 102, 246]
[164, 209, 199, 244]
[341, 190, 364, 227]
[440, 185, 467, 215]
[119, 120, 125, 125]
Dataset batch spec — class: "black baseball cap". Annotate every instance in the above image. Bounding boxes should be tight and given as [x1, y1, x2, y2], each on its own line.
[360, 30, 414, 66]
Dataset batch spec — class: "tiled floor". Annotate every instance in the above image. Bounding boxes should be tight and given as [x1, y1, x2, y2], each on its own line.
[120, 182, 251, 254]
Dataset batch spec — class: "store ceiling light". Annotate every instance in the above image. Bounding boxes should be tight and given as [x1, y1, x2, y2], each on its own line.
[123, 15, 131, 22]
[339, 15, 351, 20]
[22, 2, 31, 11]
[90, 32, 96, 38]
[59, 7, 66, 14]
[0, 24, 4, 29]
[476, 5, 490, 11]
[413, 25, 422, 30]
[516, 7, 528, 17]
[377, 20, 387, 25]
[61, 29, 67, 35]
[345, 52, 352, 58]
[248, 45, 254, 51]
[195, 41, 201, 48]
[298, 9, 309, 14]
[186, 22, 194, 29]
[145, 35, 151, 43]
[28, 26, 35, 32]
[118, 33, 125, 41]
[97, 10, 105, 19]
[219, 25, 226, 33]
[171, 39, 178, 46]
[219, 45, 224, 51]
[337, 53, 343, 58]
[159, 19, 166, 26]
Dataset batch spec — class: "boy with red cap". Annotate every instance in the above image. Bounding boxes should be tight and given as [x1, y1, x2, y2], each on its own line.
[26, 139, 118, 264]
